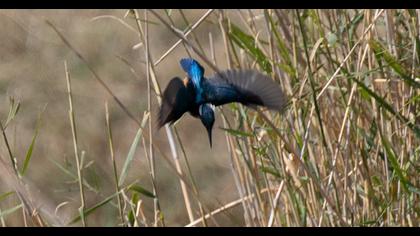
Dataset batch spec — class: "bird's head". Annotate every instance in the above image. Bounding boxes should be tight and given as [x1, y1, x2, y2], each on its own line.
[199, 103, 215, 147]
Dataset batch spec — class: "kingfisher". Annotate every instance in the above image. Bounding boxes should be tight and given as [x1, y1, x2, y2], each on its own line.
[157, 58, 287, 147]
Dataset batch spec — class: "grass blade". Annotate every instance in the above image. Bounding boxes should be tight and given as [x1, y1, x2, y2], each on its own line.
[350, 76, 420, 138]
[0, 191, 14, 202]
[20, 105, 46, 176]
[220, 127, 253, 137]
[129, 184, 155, 199]
[4, 97, 20, 128]
[0, 204, 23, 218]
[127, 192, 139, 226]
[67, 192, 118, 225]
[378, 132, 419, 195]
[265, 11, 297, 79]
[369, 39, 420, 89]
[118, 111, 150, 186]
[228, 22, 272, 73]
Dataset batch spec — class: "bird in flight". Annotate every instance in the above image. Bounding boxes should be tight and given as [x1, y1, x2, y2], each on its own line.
[158, 58, 287, 147]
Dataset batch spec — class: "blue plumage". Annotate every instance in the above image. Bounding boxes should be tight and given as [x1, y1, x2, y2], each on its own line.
[158, 57, 287, 147]
[199, 103, 215, 147]
[180, 58, 204, 91]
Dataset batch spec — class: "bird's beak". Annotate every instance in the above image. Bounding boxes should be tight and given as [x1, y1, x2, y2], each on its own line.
[206, 126, 213, 148]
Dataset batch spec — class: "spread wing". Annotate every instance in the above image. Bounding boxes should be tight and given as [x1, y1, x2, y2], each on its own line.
[157, 77, 194, 128]
[180, 58, 204, 89]
[205, 69, 287, 112]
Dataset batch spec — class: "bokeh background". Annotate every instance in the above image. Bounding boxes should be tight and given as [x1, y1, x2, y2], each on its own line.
[0, 9, 245, 226]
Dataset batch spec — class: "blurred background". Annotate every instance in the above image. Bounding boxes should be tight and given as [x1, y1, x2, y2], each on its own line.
[0, 9, 419, 227]
[0, 9, 244, 226]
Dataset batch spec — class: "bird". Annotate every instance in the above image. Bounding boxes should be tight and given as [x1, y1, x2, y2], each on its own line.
[157, 58, 287, 147]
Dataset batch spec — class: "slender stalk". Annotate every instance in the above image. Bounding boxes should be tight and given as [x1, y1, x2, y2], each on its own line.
[185, 187, 277, 227]
[173, 128, 209, 227]
[105, 102, 125, 226]
[64, 61, 87, 227]
[142, 9, 159, 227]
[153, 9, 214, 66]
[0, 121, 18, 176]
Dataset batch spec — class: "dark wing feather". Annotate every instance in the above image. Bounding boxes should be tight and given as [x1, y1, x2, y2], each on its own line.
[205, 69, 287, 111]
[157, 77, 194, 128]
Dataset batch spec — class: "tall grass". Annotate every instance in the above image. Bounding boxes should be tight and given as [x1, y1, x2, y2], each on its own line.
[0, 9, 419, 226]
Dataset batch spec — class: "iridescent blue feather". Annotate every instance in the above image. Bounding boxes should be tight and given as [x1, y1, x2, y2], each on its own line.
[180, 58, 204, 89]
